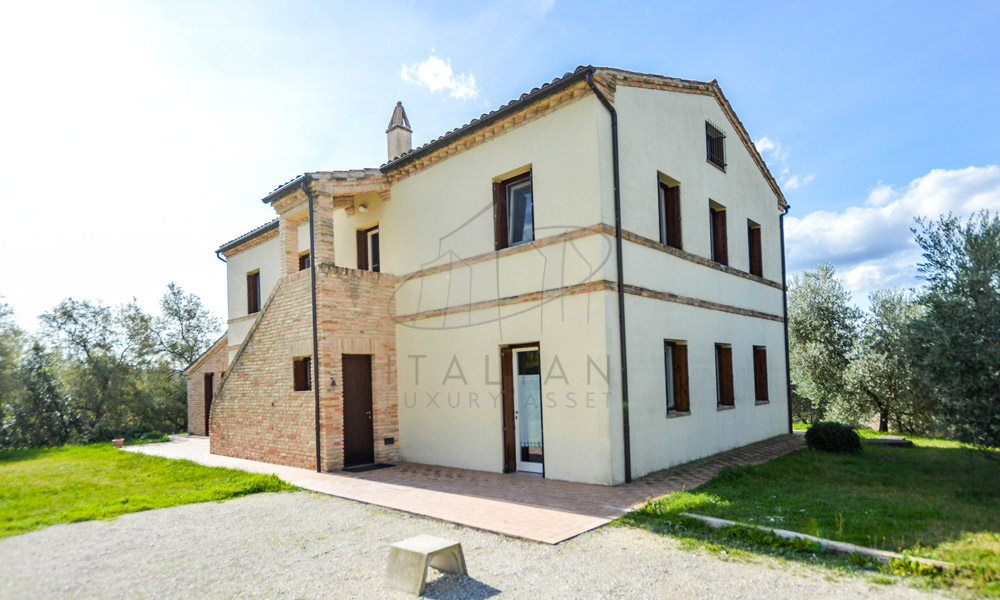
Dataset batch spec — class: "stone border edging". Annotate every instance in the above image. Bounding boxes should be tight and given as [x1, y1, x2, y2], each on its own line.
[678, 512, 956, 570]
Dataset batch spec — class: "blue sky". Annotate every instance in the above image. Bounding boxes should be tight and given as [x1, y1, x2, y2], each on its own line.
[1, 0, 998, 329]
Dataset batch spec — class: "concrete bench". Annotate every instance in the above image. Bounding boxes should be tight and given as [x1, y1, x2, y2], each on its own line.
[386, 535, 467, 595]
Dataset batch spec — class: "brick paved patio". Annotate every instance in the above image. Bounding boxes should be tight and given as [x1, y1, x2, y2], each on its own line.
[126, 433, 804, 544]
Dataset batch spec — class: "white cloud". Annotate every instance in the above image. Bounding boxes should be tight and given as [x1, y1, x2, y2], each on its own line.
[786, 165, 1000, 301]
[754, 135, 812, 191]
[401, 54, 480, 100]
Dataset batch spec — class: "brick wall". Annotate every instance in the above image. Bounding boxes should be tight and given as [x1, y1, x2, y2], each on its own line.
[186, 340, 228, 436]
[209, 260, 399, 471]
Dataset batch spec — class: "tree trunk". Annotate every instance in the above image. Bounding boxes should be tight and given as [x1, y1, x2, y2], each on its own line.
[879, 409, 889, 432]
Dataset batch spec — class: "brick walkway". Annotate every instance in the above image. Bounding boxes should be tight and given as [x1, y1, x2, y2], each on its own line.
[126, 433, 804, 544]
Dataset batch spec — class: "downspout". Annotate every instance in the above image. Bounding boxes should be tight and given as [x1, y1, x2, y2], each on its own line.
[780, 204, 792, 433]
[301, 176, 323, 472]
[587, 69, 632, 484]
[215, 251, 227, 263]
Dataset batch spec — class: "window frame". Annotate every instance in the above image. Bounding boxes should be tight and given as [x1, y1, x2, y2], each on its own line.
[715, 343, 735, 408]
[753, 346, 769, 403]
[658, 179, 682, 250]
[298, 251, 311, 272]
[664, 340, 690, 415]
[293, 356, 312, 391]
[246, 270, 261, 314]
[710, 202, 728, 266]
[494, 171, 534, 250]
[706, 121, 727, 170]
[747, 220, 763, 277]
[356, 224, 380, 272]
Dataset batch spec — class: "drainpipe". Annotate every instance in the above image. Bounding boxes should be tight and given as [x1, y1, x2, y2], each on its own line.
[301, 176, 323, 473]
[780, 204, 792, 433]
[215, 251, 227, 263]
[587, 69, 632, 484]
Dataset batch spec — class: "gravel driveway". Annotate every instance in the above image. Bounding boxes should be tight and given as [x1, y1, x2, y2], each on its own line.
[0, 491, 946, 600]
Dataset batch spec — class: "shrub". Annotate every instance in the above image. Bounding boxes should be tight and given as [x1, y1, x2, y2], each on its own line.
[805, 422, 862, 454]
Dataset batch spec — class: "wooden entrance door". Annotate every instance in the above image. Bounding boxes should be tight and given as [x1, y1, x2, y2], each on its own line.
[342, 354, 374, 467]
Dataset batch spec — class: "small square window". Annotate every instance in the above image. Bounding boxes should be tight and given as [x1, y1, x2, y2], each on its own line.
[298, 251, 311, 271]
[494, 172, 534, 250]
[706, 122, 726, 170]
[293, 357, 312, 391]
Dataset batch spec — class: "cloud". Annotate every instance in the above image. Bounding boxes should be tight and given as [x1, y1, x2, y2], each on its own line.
[401, 54, 480, 100]
[754, 135, 812, 191]
[786, 165, 1000, 302]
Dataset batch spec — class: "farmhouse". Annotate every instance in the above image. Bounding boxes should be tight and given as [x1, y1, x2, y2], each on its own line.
[184, 66, 791, 485]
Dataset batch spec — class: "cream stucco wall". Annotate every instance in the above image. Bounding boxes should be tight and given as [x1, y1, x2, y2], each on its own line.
[225, 236, 280, 356]
[396, 291, 616, 485]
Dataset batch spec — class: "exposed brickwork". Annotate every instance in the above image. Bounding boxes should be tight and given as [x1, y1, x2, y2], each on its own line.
[209, 194, 400, 471]
[185, 339, 228, 436]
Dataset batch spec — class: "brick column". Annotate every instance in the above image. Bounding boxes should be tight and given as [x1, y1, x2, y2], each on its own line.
[278, 215, 300, 277]
[312, 192, 336, 268]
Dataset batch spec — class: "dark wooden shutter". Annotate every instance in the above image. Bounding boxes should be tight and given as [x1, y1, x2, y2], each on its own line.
[754, 347, 768, 402]
[356, 230, 368, 271]
[711, 209, 728, 265]
[673, 344, 689, 412]
[716, 346, 734, 406]
[247, 272, 260, 313]
[298, 252, 310, 271]
[501, 347, 515, 472]
[494, 181, 508, 250]
[665, 185, 682, 249]
[748, 225, 762, 277]
[293, 358, 311, 391]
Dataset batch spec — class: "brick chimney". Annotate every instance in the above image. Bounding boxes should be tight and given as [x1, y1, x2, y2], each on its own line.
[386, 101, 412, 161]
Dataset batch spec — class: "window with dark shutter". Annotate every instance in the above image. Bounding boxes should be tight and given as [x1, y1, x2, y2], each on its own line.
[706, 121, 726, 170]
[665, 341, 690, 414]
[368, 228, 380, 272]
[715, 344, 734, 407]
[356, 229, 368, 271]
[748, 221, 762, 277]
[494, 171, 533, 250]
[246, 271, 261, 314]
[753, 346, 769, 403]
[659, 181, 682, 250]
[293, 357, 312, 391]
[298, 251, 310, 271]
[710, 204, 728, 265]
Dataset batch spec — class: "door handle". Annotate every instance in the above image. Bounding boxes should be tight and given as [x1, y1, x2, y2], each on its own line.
[366, 411, 372, 420]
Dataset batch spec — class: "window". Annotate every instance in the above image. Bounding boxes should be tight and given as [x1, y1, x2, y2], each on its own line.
[706, 121, 726, 169]
[246, 271, 261, 314]
[204, 373, 214, 403]
[710, 203, 728, 265]
[753, 346, 769, 403]
[664, 341, 690, 413]
[293, 357, 312, 391]
[715, 344, 734, 407]
[356, 225, 380, 272]
[494, 171, 534, 250]
[747, 220, 762, 277]
[298, 251, 311, 272]
[658, 180, 682, 250]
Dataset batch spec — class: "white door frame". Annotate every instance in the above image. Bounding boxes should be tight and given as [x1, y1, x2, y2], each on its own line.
[512, 346, 544, 474]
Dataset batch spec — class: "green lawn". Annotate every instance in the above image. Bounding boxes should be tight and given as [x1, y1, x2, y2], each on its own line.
[0, 443, 294, 538]
[620, 432, 1000, 597]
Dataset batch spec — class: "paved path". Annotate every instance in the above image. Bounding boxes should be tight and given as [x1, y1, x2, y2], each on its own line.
[126, 434, 805, 544]
[0, 491, 947, 600]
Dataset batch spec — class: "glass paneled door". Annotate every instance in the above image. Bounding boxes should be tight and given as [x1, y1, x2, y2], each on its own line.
[513, 347, 543, 474]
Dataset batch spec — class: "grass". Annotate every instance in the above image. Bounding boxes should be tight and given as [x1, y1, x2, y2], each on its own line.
[0, 443, 295, 538]
[619, 431, 1000, 597]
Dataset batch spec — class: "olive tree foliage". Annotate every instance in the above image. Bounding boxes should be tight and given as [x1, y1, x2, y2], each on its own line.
[787, 264, 862, 424]
[907, 211, 1000, 450]
[1, 283, 221, 448]
[0, 299, 24, 446]
[846, 289, 934, 433]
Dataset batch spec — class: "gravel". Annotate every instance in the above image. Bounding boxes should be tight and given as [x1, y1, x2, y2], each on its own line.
[0, 491, 948, 600]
